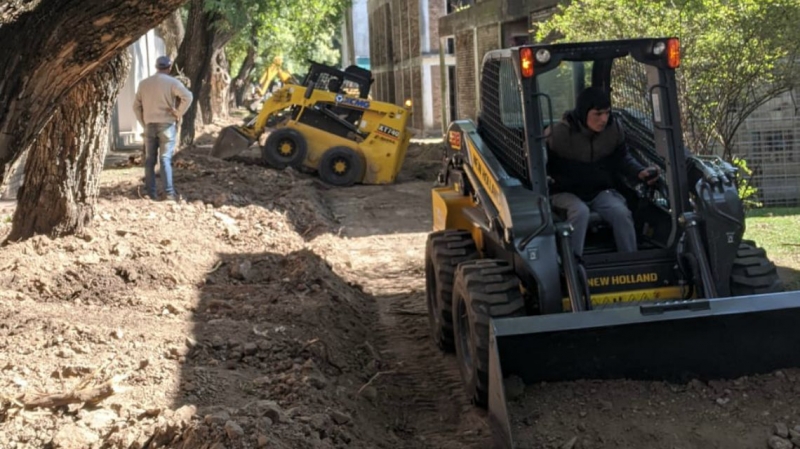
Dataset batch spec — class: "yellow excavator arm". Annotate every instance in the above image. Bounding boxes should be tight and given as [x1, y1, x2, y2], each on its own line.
[256, 60, 297, 97]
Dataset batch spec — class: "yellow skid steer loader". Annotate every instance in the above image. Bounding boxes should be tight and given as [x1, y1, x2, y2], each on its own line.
[425, 37, 800, 448]
[213, 62, 412, 186]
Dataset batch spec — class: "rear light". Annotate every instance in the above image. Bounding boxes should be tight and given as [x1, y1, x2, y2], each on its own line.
[520, 47, 534, 78]
[666, 38, 680, 68]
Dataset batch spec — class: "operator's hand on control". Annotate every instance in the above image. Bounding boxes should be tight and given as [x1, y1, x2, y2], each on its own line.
[638, 166, 661, 185]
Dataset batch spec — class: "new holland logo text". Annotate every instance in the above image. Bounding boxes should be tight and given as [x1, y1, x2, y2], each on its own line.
[377, 124, 400, 139]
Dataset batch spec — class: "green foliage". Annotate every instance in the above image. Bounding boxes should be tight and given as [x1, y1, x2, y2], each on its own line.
[731, 156, 763, 210]
[535, 0, 800, 156]
[222, 0, 349, 79]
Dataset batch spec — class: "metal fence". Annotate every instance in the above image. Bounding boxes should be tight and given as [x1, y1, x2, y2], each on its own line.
[730, 90, 800, 207]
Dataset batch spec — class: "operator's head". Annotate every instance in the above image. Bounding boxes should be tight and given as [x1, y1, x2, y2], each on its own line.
[155, 56, 172, 73]
[576, 86, 611, 133]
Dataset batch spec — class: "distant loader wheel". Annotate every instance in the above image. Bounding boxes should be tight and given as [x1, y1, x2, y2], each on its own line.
[262, 128, 307, 169]
[730, 240, 784, 295]
[318, 146, 365, 187]
[452, 259, 526, 408]
[424, 230, 479, 352]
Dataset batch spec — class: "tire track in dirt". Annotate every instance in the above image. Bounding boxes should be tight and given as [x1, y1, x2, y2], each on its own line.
[309, 181, 493, 448]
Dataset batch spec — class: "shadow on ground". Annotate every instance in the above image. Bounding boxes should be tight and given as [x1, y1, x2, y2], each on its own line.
[170, 248, 489, 449]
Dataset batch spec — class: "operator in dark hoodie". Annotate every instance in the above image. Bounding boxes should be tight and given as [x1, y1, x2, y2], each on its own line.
[546, 86, 660, 257]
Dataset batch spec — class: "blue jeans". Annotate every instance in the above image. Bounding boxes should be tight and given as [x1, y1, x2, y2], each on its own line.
[551, 189, 637, 256]
[144, 122, 176, 198]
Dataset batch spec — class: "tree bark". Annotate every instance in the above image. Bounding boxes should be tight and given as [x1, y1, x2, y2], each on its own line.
[174, 0, 235, 146]
[156, 9, 185, 59]
[230, 27, 258, 108]
[0, 0, 189, 182]
[5, 52, 130, 243]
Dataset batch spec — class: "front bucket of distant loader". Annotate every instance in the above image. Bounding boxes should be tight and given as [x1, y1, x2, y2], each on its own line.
[211, 126, 254, 159]
[486, 291, 800, 449]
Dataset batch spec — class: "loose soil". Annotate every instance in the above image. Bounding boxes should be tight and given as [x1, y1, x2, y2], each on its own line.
[0, 121, 798, 449]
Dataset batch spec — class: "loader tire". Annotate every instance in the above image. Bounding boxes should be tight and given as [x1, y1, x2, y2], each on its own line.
[262, 128, 307, 169]
[318, 146, 365, 187]
[730, 240, 784, 295]
[452, 259, 526, 408]
[425, 230, 479, 352]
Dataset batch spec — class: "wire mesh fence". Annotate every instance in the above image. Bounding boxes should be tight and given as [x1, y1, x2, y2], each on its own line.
[478, 58, 529, 186]
[731, 107, 800, 207]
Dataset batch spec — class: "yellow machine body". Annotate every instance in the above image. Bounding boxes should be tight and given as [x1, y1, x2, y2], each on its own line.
[212, 82, 412, 186]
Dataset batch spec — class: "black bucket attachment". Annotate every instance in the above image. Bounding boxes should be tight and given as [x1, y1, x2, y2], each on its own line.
[487, 291, 800, 448]
[211, 126, 254, 159]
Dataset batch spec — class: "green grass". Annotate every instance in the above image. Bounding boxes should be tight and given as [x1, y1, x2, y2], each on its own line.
[744, 206, 800, 290]
[744, 207, 800, 257]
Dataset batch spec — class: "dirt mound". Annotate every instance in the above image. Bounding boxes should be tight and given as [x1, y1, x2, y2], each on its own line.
[0, 147, 394, 448]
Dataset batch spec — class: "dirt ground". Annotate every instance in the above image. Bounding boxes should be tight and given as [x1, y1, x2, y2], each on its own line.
[0, 121, 798, 449]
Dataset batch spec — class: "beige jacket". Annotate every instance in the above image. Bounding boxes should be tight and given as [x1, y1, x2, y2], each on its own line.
[133, 73, 193, 126]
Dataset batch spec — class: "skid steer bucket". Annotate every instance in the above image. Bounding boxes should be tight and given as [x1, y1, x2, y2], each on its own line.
[487, 291, 800, 449]
[211, 126, 254, 159]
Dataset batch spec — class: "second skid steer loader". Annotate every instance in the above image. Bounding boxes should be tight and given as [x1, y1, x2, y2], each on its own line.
[212, 62, 412, 187]
[425, 37, 800, 448]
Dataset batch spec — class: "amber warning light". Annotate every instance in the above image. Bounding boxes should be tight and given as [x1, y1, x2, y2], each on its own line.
[520, 47, 534, 78]
[667, 38, 680, 68]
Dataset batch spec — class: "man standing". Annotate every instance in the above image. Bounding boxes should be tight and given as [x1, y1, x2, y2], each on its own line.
[546, 86, 659, 257]
[133, 56, 193, 202]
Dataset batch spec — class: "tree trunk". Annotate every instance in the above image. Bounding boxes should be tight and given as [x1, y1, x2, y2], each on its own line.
[230, 27, 258, 108]
[6, 52, 130, 243]
[211, 49, 231, 119]
[174, 0, 235, 146]
[156, 9, 185, 58]
[0, 0, 188, 182]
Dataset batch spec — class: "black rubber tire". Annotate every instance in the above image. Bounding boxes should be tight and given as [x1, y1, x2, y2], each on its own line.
[262, 128, 307, 169]
[730, 240, 784, 295]
[318, 146, 365, 187]
[452, 259, 526, 408]
[424, 230, 479, 352]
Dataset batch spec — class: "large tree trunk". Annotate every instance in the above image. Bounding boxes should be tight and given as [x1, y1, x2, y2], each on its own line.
[5, 52, 130, 243]
[174, 0, 235, 146]
[0, 0, 189, 182]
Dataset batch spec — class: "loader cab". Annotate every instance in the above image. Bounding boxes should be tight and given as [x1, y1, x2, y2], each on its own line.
[518, 40, 685, 259]
[293, 62, 375, 140]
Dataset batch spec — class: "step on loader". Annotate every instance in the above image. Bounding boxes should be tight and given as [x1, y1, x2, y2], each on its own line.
[212, 62, 412, 187]
[424, 37, 800, 448]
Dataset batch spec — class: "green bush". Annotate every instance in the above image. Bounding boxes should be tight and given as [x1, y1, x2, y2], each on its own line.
[731, 156, 763, 211]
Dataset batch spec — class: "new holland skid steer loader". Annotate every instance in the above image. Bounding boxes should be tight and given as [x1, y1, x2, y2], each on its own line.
[212, 62, 412, 187]
[425, 37, 800, 448]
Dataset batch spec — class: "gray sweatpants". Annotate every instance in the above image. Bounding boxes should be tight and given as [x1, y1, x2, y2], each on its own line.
[551, 189, 637, 256]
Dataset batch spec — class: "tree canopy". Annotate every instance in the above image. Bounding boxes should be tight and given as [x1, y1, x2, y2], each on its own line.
[535, 0, 800, 157]
[215, 0, 348, 80]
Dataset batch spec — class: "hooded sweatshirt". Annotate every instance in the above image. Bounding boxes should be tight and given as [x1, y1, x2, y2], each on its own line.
[545, 87, 644, 201]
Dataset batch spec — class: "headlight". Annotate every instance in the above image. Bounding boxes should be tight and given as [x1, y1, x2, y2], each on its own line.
[535, 49, 551, 64]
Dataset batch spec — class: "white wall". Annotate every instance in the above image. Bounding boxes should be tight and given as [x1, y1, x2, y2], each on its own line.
[114, 29, 166, 149]
[352, 0, 370, 59]
[342, 0, 370, 68]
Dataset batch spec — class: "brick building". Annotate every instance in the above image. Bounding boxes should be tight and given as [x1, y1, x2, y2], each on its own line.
[366, 0, 560, 135]
[367, 0, 451, 135]
[437, 0, 559, 132]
